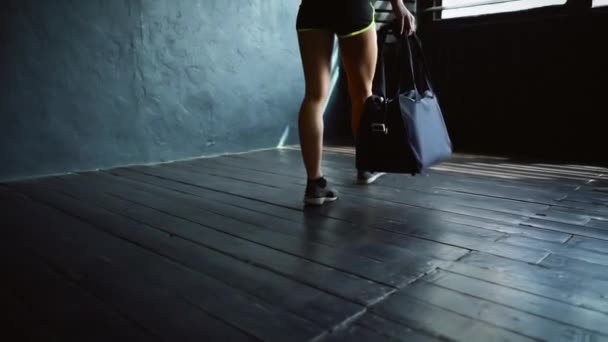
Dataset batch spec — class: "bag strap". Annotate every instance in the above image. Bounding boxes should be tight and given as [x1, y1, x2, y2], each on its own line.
[394, 32, 435, 98]
[412, 34, 435, 94]
[371, 25, 391, 97]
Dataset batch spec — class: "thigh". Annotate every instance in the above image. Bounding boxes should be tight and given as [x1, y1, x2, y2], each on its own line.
[338, 27, 378, 96]
[297, 30, 335, 99]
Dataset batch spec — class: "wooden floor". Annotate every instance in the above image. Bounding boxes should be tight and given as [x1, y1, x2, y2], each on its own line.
[3, 146, 608, 342]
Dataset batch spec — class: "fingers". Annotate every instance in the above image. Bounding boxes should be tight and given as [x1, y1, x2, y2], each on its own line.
[399, 17, 405, 35]
[407, 14, 416, 36]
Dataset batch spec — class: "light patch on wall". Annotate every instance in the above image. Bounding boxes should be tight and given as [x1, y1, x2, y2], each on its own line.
[322, 37, 340, 117]
[277, 125, 290, 148]
[278, 38, 339, 148]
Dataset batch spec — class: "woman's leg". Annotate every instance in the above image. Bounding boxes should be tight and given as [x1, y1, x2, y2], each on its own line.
[338, 27, 377, 140]
[339, 27, 386, 184]
[297, 30, 335, 180]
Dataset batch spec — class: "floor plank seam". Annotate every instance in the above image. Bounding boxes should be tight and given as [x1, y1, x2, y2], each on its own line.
[310, 263, 447, 342]
[561, 234, 575, 245]
[358, 266, 542, 342]
[441, 263, 608, 316]
[518, 222, 608, 241]
[534, 251, 552, 265]
[432, 187, 563, 206]
[416, 274, 608, 338]
[308, 298, 385, 342]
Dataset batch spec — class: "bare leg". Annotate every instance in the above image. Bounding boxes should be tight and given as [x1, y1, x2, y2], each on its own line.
[339, 27, 385, 184]
[297, 30, 335, 180]
[338, 27, 377, 139]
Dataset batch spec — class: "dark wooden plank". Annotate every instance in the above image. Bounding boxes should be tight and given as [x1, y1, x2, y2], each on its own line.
[0, 195, 63, 342]
[521, 218, 608, 241]
[319, 147, 607, 183]
[588, 219, 608, 229]
[1, 293, 60, 342]
[22, 175, 397, 305]
[321, 321, 436, 342]
[566, 235, 608, 254]
[183, 156, 585, 243]
[94, 168, 470, 264]
[532, 206, 593, 225]
[424, 270, 608, 336]
[55, 171, 448, 289]
[187, 153, 552, 218]
[237, 147, 577, 201]
[7, 179, 366, 330]
[192, 152, 549, 215]
[354, 314, 439, 342]
[0, 236, 156, 342]
[122, 163, 549, 264]
[448, 252, 608, 314]
[116, 165, 569, 244]
[500, 235, 608, 266]
[564, 191, 608, 206]
[370, 291, 534, 341]
[394, 280, 608, 341]
[382, 221, 547, 263]
[0, 186, 303, 342]
[309, 149, 607, 209]
[556, 200, 608, 217]
[320, 325, 401, 342]
[143, 164, 548, 263]
[540, 254, 608, 281]
[435, 160, 601, 184]
[427, 213, 570, 243]
[98, 169, 469, 264]
[232, 151, 604, 226]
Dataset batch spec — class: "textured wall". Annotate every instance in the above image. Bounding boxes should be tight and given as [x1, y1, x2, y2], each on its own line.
[0, 0, 303, 181]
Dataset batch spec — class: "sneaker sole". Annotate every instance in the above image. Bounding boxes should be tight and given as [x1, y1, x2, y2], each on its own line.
[304, 196, 338, 206]
[357, 172, 386, 185]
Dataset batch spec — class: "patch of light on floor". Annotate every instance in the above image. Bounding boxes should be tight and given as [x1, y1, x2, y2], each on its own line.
[276, 125, 290, 148]
[431, 165, 555, 180]
[471, 162, 602, 179]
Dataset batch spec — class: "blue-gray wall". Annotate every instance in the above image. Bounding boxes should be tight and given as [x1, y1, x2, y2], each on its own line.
[0, 0, 303, 181]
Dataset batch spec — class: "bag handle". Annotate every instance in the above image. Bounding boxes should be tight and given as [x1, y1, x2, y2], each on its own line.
[371, 25, 392, 97]
[394, 32, 435, 99]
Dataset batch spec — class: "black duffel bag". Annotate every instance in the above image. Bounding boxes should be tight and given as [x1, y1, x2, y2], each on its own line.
[355, 26, 452, 175]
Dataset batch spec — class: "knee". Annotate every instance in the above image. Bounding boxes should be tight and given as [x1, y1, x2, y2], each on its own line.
[304, 85, 329, 105]
[349, 86, 372, 107]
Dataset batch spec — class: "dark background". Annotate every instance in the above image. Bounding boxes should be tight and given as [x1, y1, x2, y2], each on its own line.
[327, 0, 607, 166]
[0, 0, 302, 181]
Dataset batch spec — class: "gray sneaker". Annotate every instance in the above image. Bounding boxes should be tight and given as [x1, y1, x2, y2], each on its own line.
[357, 170, 386, 185]
[304, 177, 338, 206]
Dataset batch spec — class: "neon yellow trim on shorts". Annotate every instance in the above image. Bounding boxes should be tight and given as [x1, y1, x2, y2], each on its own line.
[338, 3, 376, 39]
[297, 28, 326, 32]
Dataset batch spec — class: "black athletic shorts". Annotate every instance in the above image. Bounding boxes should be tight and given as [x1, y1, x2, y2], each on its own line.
[296, 0, 375, 38]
